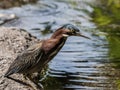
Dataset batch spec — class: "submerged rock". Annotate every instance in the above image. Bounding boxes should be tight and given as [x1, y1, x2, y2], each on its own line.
[0, 27, 40, 90]
[0, 14, 17, 25]
[0, 0, 37, 9]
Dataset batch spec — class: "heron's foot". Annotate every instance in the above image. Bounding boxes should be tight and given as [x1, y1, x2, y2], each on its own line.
[23, 74, 28, 81]
[28, 80, 43, 90]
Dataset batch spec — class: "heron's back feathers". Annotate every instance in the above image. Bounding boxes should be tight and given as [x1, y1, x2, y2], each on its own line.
[4, 41, 43, 77]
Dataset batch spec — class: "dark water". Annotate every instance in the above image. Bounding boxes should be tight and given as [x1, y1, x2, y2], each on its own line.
[0, 0, 120, 90]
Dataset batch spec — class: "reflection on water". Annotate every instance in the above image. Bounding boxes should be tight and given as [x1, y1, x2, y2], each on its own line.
[0, 0, 120, 90]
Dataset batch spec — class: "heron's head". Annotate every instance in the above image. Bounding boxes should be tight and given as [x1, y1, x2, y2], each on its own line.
[60, 24, 90, 39]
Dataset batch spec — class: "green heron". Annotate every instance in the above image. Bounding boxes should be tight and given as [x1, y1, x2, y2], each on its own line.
[4, 24, 90, 90]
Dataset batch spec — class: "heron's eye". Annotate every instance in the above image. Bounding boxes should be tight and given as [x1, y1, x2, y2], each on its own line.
[70, 29, 75, 33]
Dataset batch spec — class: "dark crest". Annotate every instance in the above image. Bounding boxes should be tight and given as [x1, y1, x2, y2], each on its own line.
[62, 24, 80, 32]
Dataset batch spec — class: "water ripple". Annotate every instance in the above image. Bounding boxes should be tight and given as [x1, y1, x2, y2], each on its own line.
[0, 0, 118, 90]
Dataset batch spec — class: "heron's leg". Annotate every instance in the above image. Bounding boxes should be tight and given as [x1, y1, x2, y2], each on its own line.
[26, 74, 43, 90]
[39, 71, 48, 82]
[5, 76, 30, 87]
[38, 69, 48, 82]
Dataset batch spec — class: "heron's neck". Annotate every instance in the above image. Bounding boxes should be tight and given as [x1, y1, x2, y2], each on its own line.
[51, 29, 68, 39]
[46, 34, 67, 55]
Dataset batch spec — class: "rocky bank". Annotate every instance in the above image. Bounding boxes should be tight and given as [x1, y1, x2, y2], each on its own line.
[0, 27, 40, 90]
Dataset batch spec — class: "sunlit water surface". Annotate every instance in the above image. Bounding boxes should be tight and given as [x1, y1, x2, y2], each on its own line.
[0, 0, 119, 90]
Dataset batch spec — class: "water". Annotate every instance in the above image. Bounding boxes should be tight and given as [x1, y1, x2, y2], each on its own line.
[0, 0, 120, 90]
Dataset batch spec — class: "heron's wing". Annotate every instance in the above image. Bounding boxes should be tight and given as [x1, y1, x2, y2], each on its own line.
[4, 42, 44, 77]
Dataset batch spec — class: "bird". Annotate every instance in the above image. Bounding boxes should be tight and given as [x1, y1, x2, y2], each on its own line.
[4, 24, 90, 90]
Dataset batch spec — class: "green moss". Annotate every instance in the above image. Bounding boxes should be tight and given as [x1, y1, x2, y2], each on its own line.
[116, 79, 120, 90]
[92, 0, 120, 28]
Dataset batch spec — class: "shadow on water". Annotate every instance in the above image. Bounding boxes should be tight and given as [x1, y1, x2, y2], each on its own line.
[0, 0, 120, 90]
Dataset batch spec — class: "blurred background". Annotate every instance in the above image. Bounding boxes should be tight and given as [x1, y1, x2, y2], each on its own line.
[0, 0, 120, 90]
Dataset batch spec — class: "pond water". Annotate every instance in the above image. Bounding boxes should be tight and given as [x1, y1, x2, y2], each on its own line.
[0, 0, 120, 90]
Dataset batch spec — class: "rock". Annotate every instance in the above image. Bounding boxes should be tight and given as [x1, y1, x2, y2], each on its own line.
[0, 27, 40, 90]
[0, 0, 37, 9]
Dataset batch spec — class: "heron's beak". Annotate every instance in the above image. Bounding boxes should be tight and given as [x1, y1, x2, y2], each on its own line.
[75, 32, 90, 39]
